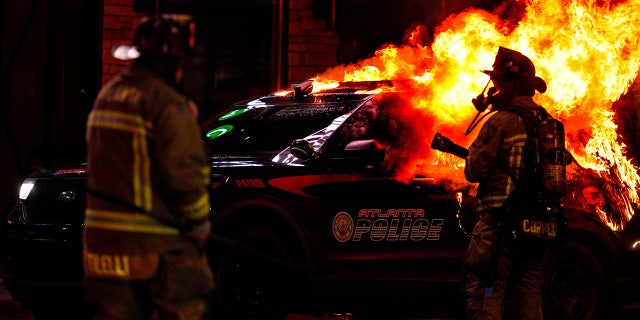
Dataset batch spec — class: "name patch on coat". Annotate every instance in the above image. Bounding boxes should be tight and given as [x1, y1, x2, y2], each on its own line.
[84, 252, 159, 280]
[520, 218, 557, 239]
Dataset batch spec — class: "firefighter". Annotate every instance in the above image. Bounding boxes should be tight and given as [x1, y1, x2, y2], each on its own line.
[463, 46, 552, 320]
[83, 14, 214, 319]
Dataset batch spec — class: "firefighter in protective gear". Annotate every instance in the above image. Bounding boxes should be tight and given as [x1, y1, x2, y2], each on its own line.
[84, 14, 214, 319]
[463, 46, 552, 320]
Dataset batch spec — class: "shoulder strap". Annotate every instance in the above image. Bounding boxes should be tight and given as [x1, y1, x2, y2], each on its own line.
[500, 104, 548, 126]
[499, 104, 548, 190]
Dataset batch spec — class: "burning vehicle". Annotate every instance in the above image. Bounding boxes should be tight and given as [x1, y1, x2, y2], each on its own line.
[3, 79, 640, 320]
[5, 0, 640, 319]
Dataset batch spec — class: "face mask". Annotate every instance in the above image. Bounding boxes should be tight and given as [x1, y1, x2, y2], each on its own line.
[465, 78, 511, 136]
[471, 80, 498, 112]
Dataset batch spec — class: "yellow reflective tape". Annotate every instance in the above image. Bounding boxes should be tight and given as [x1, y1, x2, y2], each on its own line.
[140, 135, 151, 212]
[133, 136, 143, 209]
[88, 121, 145, 135]
[90, 110, 152, 128]
[85, 209, 180, 235]
[88, 110, 152, 135]
[85, 220, 179, 235]
[132, 134, 152, 212]
[483, 195, 509, 202]
[504, 134, 526, 144]
[97, 86, 143, 105]
[508, 152, 522, 172]
[479, 195, 509, 208]
[183, 193, 210, 220]
[506, 176, 514, 195]
[86, 208, 160, 222]
[199, 166, 211, 184]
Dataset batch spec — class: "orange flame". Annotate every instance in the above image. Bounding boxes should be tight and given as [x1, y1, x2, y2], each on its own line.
[313, 0, 640, 231]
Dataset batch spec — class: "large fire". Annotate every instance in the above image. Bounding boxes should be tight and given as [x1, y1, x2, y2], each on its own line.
[312, 0, 640, 231]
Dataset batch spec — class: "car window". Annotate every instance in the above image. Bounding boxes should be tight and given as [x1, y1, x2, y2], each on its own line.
[202, 103, 358, 156]
[333, 98, 380, 148]
[326, 92, 425, 175]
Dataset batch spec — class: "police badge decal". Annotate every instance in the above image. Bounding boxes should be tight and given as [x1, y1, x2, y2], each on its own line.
[333, 212, 354, 243]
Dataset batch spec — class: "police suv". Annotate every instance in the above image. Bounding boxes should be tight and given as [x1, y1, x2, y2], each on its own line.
[3, 81, 640, 320]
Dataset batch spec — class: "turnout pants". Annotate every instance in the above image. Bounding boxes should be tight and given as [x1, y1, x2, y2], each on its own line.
[463, 213, 551, 320]
[85, 245, 214, 320]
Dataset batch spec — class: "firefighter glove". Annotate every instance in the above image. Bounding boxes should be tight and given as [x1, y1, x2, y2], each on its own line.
[186, 219, 211, 245]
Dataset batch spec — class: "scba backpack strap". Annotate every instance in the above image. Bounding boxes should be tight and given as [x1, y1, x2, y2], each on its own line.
[501, 105, 569, 241]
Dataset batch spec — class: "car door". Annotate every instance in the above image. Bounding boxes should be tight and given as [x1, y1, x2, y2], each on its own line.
[318, 173, 473, 281]
[311, 96, 475, 283]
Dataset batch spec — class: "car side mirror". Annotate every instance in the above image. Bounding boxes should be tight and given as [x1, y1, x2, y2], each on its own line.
[333, 139, 385, 164]
[290, 139, 317, 161]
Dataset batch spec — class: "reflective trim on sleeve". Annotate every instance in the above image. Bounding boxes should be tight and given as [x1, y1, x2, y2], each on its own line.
[182, 193, 210, 221]
[477, 194, 510, 210]
[87, 110, 153, 136]
[199, 166, 211, 184]
[504, 134, 527, 144]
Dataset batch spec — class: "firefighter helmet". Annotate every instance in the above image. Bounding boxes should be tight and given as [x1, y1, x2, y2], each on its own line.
[112, 14, 194, 61]
[482, 46, 547, 93]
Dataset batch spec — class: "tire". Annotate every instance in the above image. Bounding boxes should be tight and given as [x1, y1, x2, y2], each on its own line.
[544, 241, 606, 320]
[211, 226, 297, 320]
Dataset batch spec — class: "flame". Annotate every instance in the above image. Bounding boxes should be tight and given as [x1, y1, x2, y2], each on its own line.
[313, 0, 640, 231]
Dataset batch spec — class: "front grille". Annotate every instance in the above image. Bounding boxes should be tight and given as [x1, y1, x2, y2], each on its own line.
[24, 177, 86, 222]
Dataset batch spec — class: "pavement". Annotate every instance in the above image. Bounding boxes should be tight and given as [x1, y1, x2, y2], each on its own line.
[0, 278, 371, 320]
[0, 278, 457, 320]
[6, 278, 638, 320]
[0, 279, 35, 320]
[5, 275, 640, 320]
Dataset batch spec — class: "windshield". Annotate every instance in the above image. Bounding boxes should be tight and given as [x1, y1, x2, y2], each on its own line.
[201, 102, 361, 156]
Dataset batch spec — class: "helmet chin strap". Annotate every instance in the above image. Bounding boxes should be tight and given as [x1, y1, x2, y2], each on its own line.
[471, 79, 491, 112]
[465, 77, 518, 136]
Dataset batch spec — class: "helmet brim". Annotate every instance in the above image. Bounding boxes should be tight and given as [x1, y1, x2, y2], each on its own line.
[111, 45, 141, 61]
[481, 70, 547, 93]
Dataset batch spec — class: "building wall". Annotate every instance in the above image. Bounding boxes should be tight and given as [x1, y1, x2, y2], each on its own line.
[101, 0, 143, 85]
[1, 0, 101, 228]
[0, 0, 502, 218]
[100, 0, 339, 88]
[287, 0, 339, 84]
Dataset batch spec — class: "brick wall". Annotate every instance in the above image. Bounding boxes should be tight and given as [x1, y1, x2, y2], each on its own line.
[99, 0, 339, 87]
[287, 0, 339, 85]
[101, 0, 142, 85]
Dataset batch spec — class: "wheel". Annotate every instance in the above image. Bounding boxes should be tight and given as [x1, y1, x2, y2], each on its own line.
[211, 226, 297, 320]
[544, 241, 606, 320]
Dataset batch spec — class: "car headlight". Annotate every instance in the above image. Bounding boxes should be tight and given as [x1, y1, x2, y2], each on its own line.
[19, 179, 35, 200]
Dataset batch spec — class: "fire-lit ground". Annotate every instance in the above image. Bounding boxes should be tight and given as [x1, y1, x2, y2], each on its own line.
[1, 278, 445, 320]
[2, 277, 640, 320]
[1, 278, 450, 320]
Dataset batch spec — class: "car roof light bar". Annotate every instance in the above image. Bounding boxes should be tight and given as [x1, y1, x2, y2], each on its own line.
[293, 80, 314, 99]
